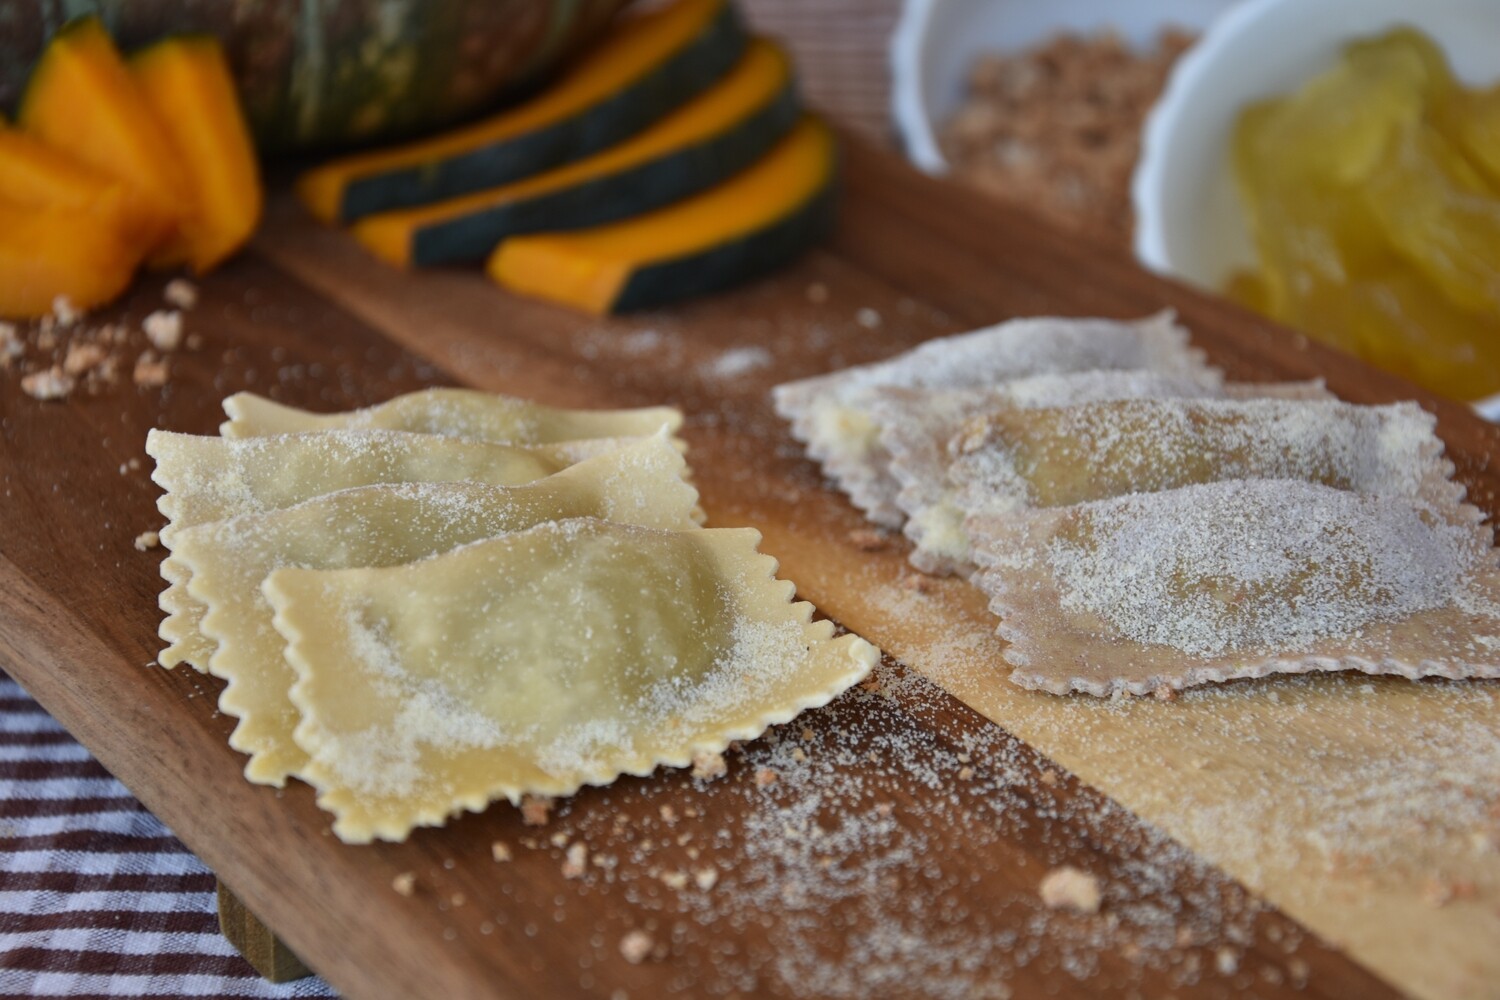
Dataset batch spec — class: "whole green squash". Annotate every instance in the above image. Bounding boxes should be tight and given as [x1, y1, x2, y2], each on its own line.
[0, 0, 632, 153]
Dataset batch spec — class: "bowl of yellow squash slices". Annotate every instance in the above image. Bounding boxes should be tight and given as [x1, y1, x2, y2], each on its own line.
[1132, 0, 1500, 412]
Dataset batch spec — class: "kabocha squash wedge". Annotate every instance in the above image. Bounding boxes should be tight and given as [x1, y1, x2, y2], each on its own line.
[0, 125, 142, 242]
[489, 115, 837, 314]
[298, 0, 746, 224]
[130, 36, 263, 273]
[18, 17, 188, 252]
[353, 38, 799, 267]
[0, 199, 139, 318]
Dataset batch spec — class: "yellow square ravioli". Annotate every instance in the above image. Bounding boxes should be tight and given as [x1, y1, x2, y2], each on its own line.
[168, 434, 701, 787]
[265, 519, 880, 843]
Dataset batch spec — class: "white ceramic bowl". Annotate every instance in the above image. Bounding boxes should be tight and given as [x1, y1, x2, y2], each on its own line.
[1132, 0, 1500, 289]
[890, 0, 1238, 175]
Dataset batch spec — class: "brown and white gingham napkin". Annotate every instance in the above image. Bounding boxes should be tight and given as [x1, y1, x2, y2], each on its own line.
[0, 673, 337, 997]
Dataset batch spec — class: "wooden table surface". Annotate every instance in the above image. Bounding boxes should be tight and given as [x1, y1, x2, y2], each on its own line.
[1, 135, 1496, 1000]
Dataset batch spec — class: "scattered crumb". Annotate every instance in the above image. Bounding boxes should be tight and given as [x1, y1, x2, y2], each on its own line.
[132, 351, 168, 387]
[692, 750, 727, 781]
[21, 367, 74, 401]
[658, 804, 679, 825]
[1420, 877, 1478, 908]
[900, 572, 936, 594]
[491, 840, 512, 862]
[51, 295, 80, 327]
[1214, 946, 1239, 976]
[62, 341, 107, 376]
[1153, 685, 1178, 703]
[754, 767, 780, 788]
[855, 307, 882, 329]
[846, 528, 891, 552]
[957, 766, 976, 781]
[391, 872, 416, 897]
[660, 870, 690, 891]
[163, 278, 198, 310]
[875, 802, 895, 818]
[704, 346, 772, 381]
[806, 282, 829, 304]
[619, 929, 655, 964]
[142, 310, 184, 352]
[1039, 769, 1060, 787]
[550, 831, 570, 848]
[694, 867, 719, 891]
[520, 795, 554, 826]
[133, 531, 160, 552]
[1039, 866, 1103, 914]
[562, 842, 589, 879]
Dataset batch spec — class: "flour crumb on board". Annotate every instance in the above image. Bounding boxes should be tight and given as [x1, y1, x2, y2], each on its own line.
[142, 310, 184, 352]
[1040, 866, 1103, 913]
[391, 871, 416, 897]
[491, 840, 512, 862]
[692, 750, 727, 781]
[163, 278, 198, 310]
[133, 530, 160, 552]
[562, 842, 589, 879]
[21, 367, 74, 401]
[51, 295, 80, 327]
[703, 346, 772, 381]
[619, 929, 656, 964]
[846, 527, 892, 552]
[520, 795, 554, 826]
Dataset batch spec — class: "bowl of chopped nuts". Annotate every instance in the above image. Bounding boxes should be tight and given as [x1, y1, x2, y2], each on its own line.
[891, 0, 1235, 247]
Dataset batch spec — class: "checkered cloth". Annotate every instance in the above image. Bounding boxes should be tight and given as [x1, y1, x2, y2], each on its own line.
[0, 674, 337, 997]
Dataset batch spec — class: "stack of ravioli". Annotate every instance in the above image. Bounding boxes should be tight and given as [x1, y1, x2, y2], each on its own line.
[148, 388, 877, 843]
[775, 313, 1500, 696]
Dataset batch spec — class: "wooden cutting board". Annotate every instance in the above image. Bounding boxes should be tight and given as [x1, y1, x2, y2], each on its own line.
[1, 135, 1496, 1000]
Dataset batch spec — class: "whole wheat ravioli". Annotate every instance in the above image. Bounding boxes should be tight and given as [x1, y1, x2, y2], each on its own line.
[148, 427, 653, 671]
[222, 387, 683, 444]
[771, 312, 1207, 527]
[264, 519, 879, 844]
[172, 435, 700, 787]
[974, 479, 1500, 696]
[872, 373, 1331, 575]
[952, 398, 1457, 575]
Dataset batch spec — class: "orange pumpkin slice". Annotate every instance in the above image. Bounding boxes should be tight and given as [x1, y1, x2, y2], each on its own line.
[298, 0, 745, 223]
[0, 124, 142, 242]
[488, 115, 836, 314]
[18, 16, 189, 252]
[351, 38, 799, 267]
[130, 36, 263, 272]
[0, 198, 140, 318]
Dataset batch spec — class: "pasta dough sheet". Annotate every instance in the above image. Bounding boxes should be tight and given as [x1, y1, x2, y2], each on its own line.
[971, 479, 1500, 695]
[174, 435, 701, 786]
[873, 374, 1332, 575]
[221, 388, 683, 445]
[265, 519, 879, 843]
[771, 312, 1206, 528]
[148, 428, 649, 670]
